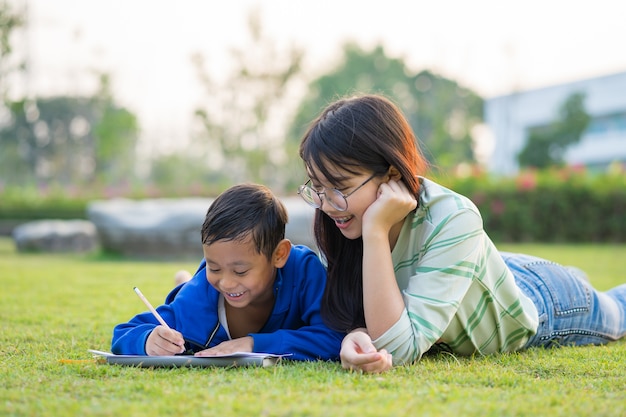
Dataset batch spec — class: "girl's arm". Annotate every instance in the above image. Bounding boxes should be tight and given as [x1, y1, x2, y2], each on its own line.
[248, 247, 345, 361]
[361, 180, 417, 339]
[372, 207, 485, 364]
[339, 328, 393, 373]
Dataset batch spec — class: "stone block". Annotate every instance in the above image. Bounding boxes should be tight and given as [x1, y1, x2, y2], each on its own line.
[87, 197, 316, 259]
[12, 219, 98, 253]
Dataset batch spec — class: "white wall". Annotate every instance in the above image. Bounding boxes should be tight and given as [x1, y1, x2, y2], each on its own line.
[485, 71, 626, 175]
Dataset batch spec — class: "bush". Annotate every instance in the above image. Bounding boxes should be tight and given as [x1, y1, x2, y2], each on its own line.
[0, 185, 89, 220]
[1, 166, 625, 242]
[439, 166, 626, 243]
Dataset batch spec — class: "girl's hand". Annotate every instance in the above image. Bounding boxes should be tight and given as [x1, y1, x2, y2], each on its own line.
[340, 329, 393, 374]
[145, 325, 185, 356]
[363, 179, 417, 236]
[194, 336, 254, 356]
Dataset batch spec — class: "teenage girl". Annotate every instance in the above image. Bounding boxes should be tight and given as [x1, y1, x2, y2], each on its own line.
[297, 93, 626, 373]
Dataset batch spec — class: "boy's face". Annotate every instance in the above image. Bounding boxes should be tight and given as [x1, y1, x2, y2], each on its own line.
[202, 235, 276, 309]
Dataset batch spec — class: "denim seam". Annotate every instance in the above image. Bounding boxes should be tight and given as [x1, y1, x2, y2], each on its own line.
[539, 328, 616, 341]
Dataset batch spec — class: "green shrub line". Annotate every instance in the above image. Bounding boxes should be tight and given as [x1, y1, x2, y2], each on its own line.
[441, 169, 626, 243]
[1, 168, 625, 242]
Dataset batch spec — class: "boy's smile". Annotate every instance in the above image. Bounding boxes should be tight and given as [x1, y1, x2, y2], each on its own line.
[203, 235, 276, 309]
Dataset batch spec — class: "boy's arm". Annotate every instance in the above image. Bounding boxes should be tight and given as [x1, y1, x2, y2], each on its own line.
[111, 312, 162, 355]
[250, 247, 345, 361]
[111, 260, 207, 355]
[251, 324, 344, 361]
[111, 286, 185, 355]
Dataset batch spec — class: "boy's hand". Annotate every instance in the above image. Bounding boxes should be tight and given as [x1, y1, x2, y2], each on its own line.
[340, 329, 393, 374]
[145, 325, 185, 356]
[194, 336, 254, 356]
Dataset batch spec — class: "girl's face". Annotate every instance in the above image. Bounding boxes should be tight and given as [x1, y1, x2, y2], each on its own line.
[308, 167, 383, 240]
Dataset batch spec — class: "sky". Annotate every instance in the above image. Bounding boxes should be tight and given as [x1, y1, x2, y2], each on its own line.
[11, 0, 626, 155]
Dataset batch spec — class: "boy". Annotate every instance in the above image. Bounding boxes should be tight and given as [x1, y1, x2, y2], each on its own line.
[111, 183, 343, 361]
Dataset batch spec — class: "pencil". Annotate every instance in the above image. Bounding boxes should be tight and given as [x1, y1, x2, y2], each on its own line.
[133, 286, 206, 352]
[133, 286, 171, 329]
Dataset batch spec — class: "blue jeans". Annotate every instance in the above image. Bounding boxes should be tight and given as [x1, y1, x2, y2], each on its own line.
[501, 252, 626, 348]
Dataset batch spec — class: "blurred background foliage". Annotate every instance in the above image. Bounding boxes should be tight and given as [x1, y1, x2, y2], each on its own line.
[0, 74, 138, 186]
[0, 5, 624, 243]
[287, 42, 483, 173]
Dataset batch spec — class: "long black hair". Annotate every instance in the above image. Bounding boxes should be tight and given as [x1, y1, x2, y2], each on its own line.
[299, 94, 428, 331]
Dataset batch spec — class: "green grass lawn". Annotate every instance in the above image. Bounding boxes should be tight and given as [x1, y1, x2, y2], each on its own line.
[1, 237, 625, 417]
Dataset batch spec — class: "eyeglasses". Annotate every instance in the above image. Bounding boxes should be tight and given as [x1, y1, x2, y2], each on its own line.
[297, 173, 377, 212]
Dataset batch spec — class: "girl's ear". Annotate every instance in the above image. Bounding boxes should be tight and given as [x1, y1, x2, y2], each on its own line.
[388, 165, 402, 181]
[272, 239, 291, 268]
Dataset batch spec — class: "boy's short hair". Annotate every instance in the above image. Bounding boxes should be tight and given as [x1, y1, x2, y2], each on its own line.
[201, 183, 288, 260]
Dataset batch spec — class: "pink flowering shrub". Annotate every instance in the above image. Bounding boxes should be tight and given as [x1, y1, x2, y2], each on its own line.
[438, 165, 626, 242]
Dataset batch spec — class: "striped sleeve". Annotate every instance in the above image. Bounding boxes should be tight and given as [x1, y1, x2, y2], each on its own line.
[372, 178, 538, 364]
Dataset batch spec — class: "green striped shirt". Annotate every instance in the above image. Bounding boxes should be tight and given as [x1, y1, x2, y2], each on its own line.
[372, 177, 539, 364]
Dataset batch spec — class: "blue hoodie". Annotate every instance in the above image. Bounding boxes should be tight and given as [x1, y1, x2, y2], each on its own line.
[111, 245, 343, 361]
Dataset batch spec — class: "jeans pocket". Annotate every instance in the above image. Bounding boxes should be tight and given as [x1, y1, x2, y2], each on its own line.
[525, 262, 590, 316]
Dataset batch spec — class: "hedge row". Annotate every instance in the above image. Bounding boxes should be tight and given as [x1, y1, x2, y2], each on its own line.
[0, 187, 89, 220]
[1, 167, 624, 242]
[440, 167, 626, 243]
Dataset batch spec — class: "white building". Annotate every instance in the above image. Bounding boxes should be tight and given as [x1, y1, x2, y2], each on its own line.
[485, 71, 626, 175]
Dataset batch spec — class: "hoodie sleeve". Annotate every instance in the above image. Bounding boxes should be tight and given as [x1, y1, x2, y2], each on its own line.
[110, 261, 204, 355]
[111, 312, 161, 355]
[250, 246, 344, 361]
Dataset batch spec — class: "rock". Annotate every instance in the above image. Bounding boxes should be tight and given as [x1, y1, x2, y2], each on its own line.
[12, 219, 98, 253]
[87, 198, 207, 259]
[87, 197, 316, 259]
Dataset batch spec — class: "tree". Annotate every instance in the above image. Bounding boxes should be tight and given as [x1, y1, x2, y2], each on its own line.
[0, 1, 25, 184]
[190, 9, 305, 193]
[0, 4, 138, 188]
[90, 74, 139, 184]
[0, 1, 24, 102]
[518, 92, 591, 169]
[0, 74, 139, 186]
[287, 43, 484, 173]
